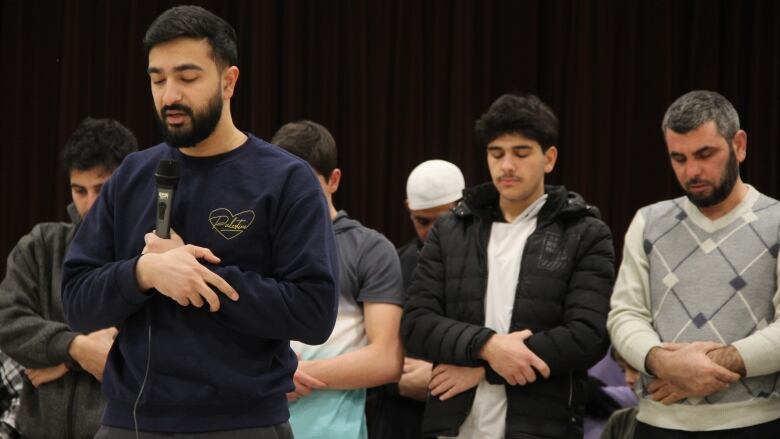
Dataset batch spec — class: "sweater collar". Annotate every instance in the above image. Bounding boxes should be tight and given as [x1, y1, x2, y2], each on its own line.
[683, 184, 759, 233]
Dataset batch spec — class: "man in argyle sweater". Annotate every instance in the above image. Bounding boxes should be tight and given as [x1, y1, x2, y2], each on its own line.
[608, 90, 780, 438]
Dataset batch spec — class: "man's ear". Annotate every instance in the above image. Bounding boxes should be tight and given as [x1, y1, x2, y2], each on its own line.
[543, 146, 558, 174]
[732, 130, 747, 163]
[221, 66, 239, 100]
[326, 168, 342, 194]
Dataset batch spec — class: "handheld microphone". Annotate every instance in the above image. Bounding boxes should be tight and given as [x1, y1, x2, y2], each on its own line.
[154, 159, 179, 239]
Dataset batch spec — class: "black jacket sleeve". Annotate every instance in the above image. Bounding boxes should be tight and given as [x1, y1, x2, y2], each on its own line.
[401, 222, 495, 367]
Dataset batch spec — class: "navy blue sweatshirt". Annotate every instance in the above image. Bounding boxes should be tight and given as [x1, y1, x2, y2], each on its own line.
[61, 134, 339, 432]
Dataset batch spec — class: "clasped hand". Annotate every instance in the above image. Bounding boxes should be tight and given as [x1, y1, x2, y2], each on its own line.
[646, 341, 742, 405]
[480, 330, 550, 385]
[138, 229, 238, 311]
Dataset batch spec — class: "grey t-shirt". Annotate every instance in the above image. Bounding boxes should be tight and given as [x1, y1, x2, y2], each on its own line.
[333, 210, 404, 306]
[288, 211, 404, 438]
[291, 210, 403, 359]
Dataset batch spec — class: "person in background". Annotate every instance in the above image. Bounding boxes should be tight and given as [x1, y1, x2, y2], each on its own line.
[369, 159, 465, 439]
[0, 117, 137, 439]
[273, 120, 404, 439]
[0, 351, 23, 439]
[600, 350, 640, 439]
[584, 349, 639, 439]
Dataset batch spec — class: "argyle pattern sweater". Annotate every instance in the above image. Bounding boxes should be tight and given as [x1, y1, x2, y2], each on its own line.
[608, 186, 780, 430]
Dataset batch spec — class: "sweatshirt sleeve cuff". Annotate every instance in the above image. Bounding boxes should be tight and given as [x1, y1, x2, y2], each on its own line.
[469, 328, 496, 363]
[46, 330, 79, 365]
[116, 255, 154, 306]
[626, 336, 663, 375]
[732, 337, 776, 377]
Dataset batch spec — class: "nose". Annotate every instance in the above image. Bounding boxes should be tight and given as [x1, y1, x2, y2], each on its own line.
[162, 81, 182, 106]
[419, 224, 433, 242]
[499, 154, 515, 173]
[625, 370, 639, 387]
[85, 191, 100, 213]
[684, 160, 702, 181]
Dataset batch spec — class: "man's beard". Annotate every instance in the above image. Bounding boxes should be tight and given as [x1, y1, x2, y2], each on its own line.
[156, 91, 223, 148]
[684, 147, 739, 208]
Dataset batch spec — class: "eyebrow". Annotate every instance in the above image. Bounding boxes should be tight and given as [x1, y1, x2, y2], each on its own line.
[70, 182, 105, 189]
[693, 145, 716, 154]
[487, 145, 533, 151]
[670, 145, 715, 156]
[147, 64, 205, 74]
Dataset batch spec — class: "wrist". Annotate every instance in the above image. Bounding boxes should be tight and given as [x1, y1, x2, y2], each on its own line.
[709, 346, 746, 376]
[645, 346, 667, 377]
[397, 379, 412, 397]
[67, 335, 86, 365]
[135, 254, 156, 292]
[478, 334, 496, 361]
[398, 377, 427, 401]
[728, 346, 747, 377]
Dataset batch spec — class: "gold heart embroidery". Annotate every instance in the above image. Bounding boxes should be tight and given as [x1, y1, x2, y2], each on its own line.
[208, 208, 255, 240]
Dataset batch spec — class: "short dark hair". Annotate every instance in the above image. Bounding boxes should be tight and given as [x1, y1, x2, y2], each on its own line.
[662, 90, 740, 142]
[272, 121, 338, 179]
[474, 93, 559, 151]
[63, 117, 138, 172]
[143, 5, 238, 70]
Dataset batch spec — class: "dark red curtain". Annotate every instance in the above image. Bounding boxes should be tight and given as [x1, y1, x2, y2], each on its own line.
[1, 0, 779, 274]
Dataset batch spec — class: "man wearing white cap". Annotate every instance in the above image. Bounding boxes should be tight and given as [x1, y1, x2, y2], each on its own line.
[369, 159, 465, 439]
[404, 160, 467, 250]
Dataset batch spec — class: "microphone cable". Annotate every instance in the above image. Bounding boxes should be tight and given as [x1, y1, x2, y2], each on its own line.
[133, 307, 153, 439]
[134, 158, 177, 437]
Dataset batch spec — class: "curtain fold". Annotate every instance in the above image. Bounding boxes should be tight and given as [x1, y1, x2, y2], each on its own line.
[1, 0, 778, 274]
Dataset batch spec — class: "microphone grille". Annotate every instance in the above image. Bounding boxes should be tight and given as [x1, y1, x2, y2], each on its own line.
[155, 159, 179, 187]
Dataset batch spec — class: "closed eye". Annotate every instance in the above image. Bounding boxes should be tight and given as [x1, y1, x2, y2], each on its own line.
[487, 148, 504, 159]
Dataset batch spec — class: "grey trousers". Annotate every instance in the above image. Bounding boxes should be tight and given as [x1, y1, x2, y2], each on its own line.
[94, 423, 293, 439]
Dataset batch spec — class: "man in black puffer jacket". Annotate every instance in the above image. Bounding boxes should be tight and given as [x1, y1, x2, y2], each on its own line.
[401, 93, 615, 439]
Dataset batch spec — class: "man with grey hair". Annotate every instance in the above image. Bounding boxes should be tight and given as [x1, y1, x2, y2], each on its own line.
[608, 90, 780, 437]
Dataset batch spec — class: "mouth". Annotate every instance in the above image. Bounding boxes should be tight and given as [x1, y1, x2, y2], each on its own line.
[498, 176, 520, 185]
[686, 181, 711, 194]
[161, 105, 193, 127]
[164, 111, 188, 126]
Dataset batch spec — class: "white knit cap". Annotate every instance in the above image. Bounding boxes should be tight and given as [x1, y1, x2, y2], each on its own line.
[406, 160, 465, 210]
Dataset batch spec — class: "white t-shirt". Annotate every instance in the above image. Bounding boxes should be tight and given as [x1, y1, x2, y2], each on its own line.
[451, 195, 547, 439]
